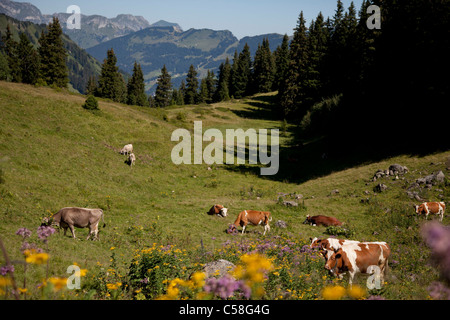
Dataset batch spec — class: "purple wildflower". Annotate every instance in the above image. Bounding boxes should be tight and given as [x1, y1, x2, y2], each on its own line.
[204, 275, 247, 299]
[37, 226, 56, 242]
[0, 264, 14, 276]
[421, 222, 450, 282]
[428, 281, 450, 300]
[15, 228, 32, 239]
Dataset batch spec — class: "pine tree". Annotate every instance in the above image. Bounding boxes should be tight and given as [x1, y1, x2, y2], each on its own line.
[127, 61, 148, 106]
[274, 34, 290, 91]
[214, 58, 231, 102]
[279, 11, 309, 118]
[0, 51, 10, 81]
[253, 38, 275, 93]
[204, 70, 216, 104]
[229, 51, 239, 98]
[233, 43, 252, 99]
[38, 17, 68, 88]
[184, 64, 199, 105]
[304, 12, 329, 105]
[154, 64, 172, 108]
[97, 48, 125, 102]
[1, 25, 20, 82]
[17, 32, 40, 85]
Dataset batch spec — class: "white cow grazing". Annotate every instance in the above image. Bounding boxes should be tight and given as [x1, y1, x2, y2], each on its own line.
[128, 153, 136, 166]
[120, 144, 133, 155]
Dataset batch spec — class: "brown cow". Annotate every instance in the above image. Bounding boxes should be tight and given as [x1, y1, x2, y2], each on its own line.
[303, 215, 342, 227]
[207, 204, 228, 217]
[229, 210, 272, 235]
[42, 207, 106, 241]
[325, 242, 390, 287]
[415, 202, 445, 221]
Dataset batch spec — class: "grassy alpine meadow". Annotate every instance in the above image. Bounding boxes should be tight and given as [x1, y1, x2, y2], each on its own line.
[0, 81, 449, 301]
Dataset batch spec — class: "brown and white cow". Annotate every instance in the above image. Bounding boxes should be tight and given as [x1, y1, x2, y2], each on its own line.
[42, 207, 106, 241]
[229, 210, 272, 235]
[415, 202, 445, 221]
[207, 204, 228, 217]
[303, 215, 343, 227]
[324, 242, 391, 287]
[310, 237, 360, 262]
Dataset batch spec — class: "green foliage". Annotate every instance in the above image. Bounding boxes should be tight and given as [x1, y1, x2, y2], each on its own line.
[82, 95, 99, 111]
[325, 225, 356, 239]
[97, 48, 127, 103]
[154, 65, 172, 108]
[0, 51, 10, 81]
[127, 61, 148, 107]
[17, 33, 40, 85]
[184, 64, 199, 105]
[38, 17, 69, 88]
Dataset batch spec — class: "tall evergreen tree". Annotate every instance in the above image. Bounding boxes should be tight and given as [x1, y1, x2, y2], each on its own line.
[229, 50, 239, 98]
[274, 34, 290, 91]
[184, 64, 199, 105]
[38, 17, 68, 88]
[1, 25, 20, 82]
[279, 11, 309, 118]
[303, 12, 329, 105]
[97, 48, 126, 103]
[17, 32, 40, 85]
[127, 61, 148, 106]
[214, 58, 231, 102]
[154, 64, 172, 108]
[253, 38, 275, 93]
[233, 43, 252, 99]
[0, 51, 10, 81]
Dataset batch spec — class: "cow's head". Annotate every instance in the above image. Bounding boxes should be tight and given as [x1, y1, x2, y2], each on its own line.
[414, 204, 422, 214]
[303, 215, 311, 224]
[325, 249, 344, 275]
[219, 207, 228, 217]
[310, 237, 321, 248]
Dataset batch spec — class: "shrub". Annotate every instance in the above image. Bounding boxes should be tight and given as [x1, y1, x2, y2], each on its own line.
[82, 95, 99, 111]
[325, 225, 356, 238]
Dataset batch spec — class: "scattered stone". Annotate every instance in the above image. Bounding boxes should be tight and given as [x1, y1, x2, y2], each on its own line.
[416, 170, 445, 186]
[275, 220, 287, 228]
[374, 183, 388, 193]
[202, 260, 236, 279]
[330, 189, 340, 195]
[283, 201, 298, 207]
[372, 164, 409, 181]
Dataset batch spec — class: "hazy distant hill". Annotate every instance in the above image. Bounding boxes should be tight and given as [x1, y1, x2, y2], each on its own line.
[87, 27, 285, 93]
[0, 0, 155, 48]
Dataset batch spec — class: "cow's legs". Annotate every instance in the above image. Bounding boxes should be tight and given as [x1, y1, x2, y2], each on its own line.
[68, 225, 76, 239]
[242, 225, 246, 235]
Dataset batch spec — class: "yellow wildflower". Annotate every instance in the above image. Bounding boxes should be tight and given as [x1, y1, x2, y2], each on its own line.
[25, 252, 49, 265]
[0, 277, 12, 287]
[322, 285, 347, 300]
[106, 282, 122, 290]
[48, 277, 68, 292]
[347, 285, 367, 300]
[190, 272, 206, 289]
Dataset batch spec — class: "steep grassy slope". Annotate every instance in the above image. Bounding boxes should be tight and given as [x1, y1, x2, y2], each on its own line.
[0, 81, 449, 300]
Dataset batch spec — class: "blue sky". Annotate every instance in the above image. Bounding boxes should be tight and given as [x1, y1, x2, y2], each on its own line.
[15, 0, 363, 39]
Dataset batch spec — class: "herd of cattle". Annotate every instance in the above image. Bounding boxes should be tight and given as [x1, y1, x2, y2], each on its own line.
[39, 143, 446, 287]
[208, 201, 445, 287]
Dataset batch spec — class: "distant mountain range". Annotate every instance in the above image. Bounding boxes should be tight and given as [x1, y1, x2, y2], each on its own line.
[0, 0, 287, 93]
